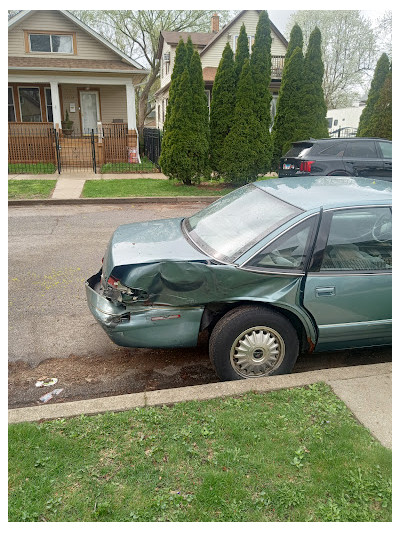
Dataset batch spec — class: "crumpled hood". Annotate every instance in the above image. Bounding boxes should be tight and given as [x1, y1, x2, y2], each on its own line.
[102, 217, 209, 279]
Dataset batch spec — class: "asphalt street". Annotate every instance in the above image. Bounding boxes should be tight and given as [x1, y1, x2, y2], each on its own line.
[9, 202, 203, 365]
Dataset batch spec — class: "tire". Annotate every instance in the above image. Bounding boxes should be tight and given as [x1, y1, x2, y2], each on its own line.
[209, 305, 299, 381]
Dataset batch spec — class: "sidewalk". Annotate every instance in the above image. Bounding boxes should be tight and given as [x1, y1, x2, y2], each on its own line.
[8, 362, 392, 449]
[9, 171, 169, 200]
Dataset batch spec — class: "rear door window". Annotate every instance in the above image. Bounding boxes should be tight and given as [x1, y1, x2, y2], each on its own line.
[321, 207, 392, 271]
[318, 142, 348, 156]
[344, 141, 378, 158]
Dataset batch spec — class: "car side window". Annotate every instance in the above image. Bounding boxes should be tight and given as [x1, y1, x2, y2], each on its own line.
[320, 207, 391, 271]
[344, 141, 378, 158]
[247, 218, 314, 270]
[378, 142, 392, 159]
[319, 141, 348, 156]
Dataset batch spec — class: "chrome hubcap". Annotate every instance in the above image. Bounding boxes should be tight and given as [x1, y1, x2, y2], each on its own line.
[230, 326, 285, 378]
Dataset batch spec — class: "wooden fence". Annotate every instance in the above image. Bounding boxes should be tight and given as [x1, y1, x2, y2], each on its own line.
[102, 123, 129, 163]
[8, 123, 56, 164]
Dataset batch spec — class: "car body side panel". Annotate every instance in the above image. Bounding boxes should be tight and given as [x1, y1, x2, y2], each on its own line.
[118, 263, 317, 347]
[304, 272, 392, 350]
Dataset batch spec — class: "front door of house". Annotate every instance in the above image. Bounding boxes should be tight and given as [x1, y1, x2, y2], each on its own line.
[80, 91, 100, 134]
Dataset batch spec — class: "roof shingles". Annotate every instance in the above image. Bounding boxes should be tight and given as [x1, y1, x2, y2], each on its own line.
[8, 56, 138, 71]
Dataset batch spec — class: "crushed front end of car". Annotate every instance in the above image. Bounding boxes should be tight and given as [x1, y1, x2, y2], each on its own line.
[85, 269, 204, 348]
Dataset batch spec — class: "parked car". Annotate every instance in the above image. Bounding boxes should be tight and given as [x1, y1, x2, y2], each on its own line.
[279, 138, 392, 181]
[86, 177, 392, 381]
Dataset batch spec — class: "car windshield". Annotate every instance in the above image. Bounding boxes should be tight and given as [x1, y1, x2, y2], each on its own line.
[183, 184, 302, 262]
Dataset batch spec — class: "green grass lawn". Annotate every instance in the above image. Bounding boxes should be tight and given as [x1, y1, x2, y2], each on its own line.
[8, 163, 56, 174]
[8, 384, 391, 522]
[8, 180, 57, 200]
[100, 157, 157, 174]
[82, 179, 235, 198]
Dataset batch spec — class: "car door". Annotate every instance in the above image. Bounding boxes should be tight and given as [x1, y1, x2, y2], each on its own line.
[376, 140, 392, 181]
[344, 140, 384, 178]
[303, 206, 392, 351]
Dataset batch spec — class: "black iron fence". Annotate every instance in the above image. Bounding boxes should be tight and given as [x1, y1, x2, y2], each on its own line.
[143, 127, 162, 165]
[330, 127, 358, 138]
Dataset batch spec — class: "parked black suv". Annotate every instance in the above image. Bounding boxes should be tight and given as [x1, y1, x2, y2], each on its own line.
[279, 138, 392, 181]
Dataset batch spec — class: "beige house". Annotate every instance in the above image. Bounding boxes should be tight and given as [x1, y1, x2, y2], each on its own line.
[155, 10, 288, 129]
[8, 10, 149, 148]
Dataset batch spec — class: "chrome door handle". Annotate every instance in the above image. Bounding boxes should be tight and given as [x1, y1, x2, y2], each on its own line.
[315, 287, 336, 297]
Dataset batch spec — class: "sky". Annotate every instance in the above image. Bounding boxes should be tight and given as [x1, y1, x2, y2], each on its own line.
[267, 9, 388, 37]
[13, 2, 392, 37]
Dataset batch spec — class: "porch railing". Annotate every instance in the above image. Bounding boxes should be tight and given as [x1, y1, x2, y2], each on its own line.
[271, 55, 285, 79]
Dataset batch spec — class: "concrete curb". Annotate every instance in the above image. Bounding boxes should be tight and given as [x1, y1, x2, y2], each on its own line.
[8, 362, 391, 425]
[8, 196, 220, 207]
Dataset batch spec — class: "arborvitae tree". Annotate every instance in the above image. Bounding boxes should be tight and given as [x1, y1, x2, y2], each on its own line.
[271, 47, 305, 168]
[271, 26, 304, 169]
[358, 53, 391, 137]
[188, 43, 210, 179]
[285, 23, 303, 59]
[162, 38, 187, 133]
[158, 69, 194, 184]
[159, 37, 209, 184]
[159, 38, 187, 172]
[250, 10, 273, 173]
[234, 24, 249, 83]
[368, 69, 392, 140]
[297, 27, 329, 140]
[221, 59, 261, 184]
[185, 35, 195, 68]
[209, 42, 236, 173]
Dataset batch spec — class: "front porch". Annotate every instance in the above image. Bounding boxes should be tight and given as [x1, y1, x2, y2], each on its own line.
[8, 74, 140, 171]
[8, 122, 139, 173]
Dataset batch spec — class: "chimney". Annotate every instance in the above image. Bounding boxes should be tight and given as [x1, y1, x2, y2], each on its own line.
[211, 13, 219, 33]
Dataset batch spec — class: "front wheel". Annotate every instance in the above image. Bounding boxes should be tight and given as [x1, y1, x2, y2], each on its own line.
[209, 306, 299, 381]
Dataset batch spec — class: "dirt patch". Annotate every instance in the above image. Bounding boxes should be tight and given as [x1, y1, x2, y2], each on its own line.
[8, 343, 391, 409]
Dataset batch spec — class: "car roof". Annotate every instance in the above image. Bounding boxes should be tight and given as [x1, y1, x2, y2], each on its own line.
[254, 176, 392, 211]
[292, 137, 390, 144]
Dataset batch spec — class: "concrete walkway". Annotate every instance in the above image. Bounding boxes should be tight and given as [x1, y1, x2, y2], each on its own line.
[10, 171, 169, 200]
[8, 362, 392, 449]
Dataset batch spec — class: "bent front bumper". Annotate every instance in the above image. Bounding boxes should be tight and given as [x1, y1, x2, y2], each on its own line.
[85, 271, 204, 348]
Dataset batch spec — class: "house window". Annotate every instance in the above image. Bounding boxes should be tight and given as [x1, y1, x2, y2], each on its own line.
[44, 88, 53, 122]
[29, 33, 73, 54]
[162, 99, 165, 123]
[8, 87, 16, 122]
[165, 61, 170, 76]
[233, 34, 255, 53]
[334, 119, 338, 126]
[327, 117, 333, 128]
[18, 87, 42, 122]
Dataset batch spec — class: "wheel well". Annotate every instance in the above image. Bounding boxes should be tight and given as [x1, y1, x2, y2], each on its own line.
[200, 301, 309, 353]
[327, 170, 352, 176]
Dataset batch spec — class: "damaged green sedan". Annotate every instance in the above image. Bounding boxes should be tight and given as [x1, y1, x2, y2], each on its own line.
[86, 176, 392, 381]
